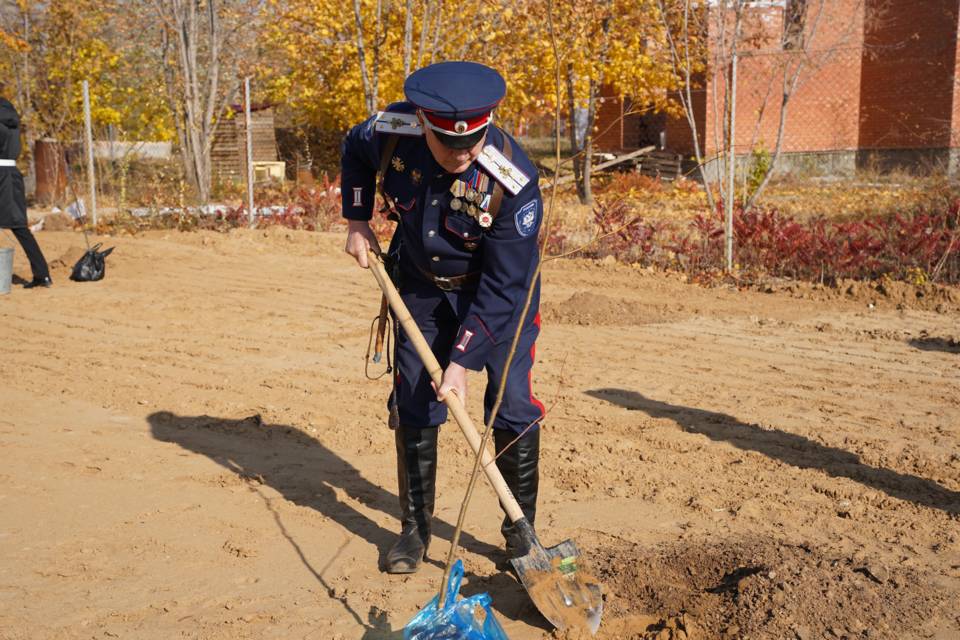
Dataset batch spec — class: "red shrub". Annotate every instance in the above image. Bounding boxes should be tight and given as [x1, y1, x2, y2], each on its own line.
[561, 196, 960, 285]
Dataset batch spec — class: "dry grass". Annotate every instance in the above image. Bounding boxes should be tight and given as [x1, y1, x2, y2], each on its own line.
[547, 171, 960, 228]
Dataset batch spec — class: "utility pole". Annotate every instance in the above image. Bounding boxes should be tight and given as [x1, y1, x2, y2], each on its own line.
[82, 80, 98, 226]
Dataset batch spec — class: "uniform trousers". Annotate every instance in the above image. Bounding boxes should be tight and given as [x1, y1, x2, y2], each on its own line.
[390, 275, 544, 434]
[9, 226, 49, 281]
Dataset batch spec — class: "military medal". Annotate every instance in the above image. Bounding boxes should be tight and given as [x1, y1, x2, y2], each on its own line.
[391, 156, 405, 172]
[447, 170, 494, 229]
[449, 178, 468, 212]
[477, 173, 489, 194]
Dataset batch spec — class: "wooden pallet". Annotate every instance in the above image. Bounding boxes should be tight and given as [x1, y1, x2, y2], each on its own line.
[543, 146, 655, 187]
[638, 150, 683, 181]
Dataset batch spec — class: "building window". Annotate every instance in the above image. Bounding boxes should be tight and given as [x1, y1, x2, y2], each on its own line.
[783, 0, 806, 49]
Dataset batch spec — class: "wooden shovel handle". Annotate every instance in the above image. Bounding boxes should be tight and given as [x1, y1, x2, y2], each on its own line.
[367, 250, 525, 523]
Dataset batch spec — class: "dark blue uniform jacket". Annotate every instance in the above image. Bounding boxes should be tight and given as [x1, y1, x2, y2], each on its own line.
[341, 103, 542, 372]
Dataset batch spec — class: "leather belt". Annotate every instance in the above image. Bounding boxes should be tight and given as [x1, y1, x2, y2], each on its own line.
[414, 263, 480, 291]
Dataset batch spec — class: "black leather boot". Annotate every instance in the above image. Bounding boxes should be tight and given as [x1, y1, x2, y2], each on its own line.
[494, 428, 540, 558]
[385, 425, 438, 573]
[23, 276, 52, 289]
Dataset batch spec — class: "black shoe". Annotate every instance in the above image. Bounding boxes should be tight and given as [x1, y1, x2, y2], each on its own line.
[23, 276, 52, 289]
[385, 425, 438, 574]
[494, 428, 540, 559]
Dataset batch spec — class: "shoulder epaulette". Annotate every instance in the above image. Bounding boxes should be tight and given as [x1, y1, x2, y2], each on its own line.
[478, 144, 529, 196]
[374, 111, 423, 136]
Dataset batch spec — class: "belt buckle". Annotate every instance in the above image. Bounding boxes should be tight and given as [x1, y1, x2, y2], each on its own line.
[434, 276, 455, 291]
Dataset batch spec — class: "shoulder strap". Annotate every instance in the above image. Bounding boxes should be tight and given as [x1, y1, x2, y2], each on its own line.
[487, 133, 513, 220]
[377, 134, 401, 221]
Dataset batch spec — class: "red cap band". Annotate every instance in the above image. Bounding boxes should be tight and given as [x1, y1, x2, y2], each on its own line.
[421, 110, 492, 136]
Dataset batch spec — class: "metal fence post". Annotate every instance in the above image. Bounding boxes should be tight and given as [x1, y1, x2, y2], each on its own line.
[245, 77, 254, 226]
[82, 80, 97, 226]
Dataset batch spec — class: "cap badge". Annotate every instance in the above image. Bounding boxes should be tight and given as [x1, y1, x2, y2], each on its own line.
[455, 121, 468, 134]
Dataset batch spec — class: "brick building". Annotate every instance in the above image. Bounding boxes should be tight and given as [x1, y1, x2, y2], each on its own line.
[596, 0, 960, 176]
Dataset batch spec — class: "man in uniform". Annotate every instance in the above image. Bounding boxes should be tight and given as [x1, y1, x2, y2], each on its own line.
[341, 61, 544, 574]
[0, 86, 51, 289]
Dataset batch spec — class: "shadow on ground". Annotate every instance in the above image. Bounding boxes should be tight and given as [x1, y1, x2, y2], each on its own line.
[586, 389, 960, 515]
[909, 336, 960, 354]
[148, 411, 541, 636]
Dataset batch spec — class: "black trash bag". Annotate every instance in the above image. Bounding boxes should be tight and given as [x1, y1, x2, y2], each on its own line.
[70, 243, 114, 282]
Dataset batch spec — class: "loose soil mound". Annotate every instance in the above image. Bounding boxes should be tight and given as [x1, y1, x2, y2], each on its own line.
[48, 245, 87, 271]
[542, 291, 686, 326]
[756, 277, 960, 314]
[568, 537, 947, 640]
[40, 212, 76, 231]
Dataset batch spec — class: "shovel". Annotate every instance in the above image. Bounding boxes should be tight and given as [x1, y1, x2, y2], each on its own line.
[367, 251, 603, 634]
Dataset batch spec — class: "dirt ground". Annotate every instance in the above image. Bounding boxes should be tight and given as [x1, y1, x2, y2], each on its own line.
[1, 227, 958, 640]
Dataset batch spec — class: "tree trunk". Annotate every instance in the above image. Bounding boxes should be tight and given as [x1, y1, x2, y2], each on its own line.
[371, 0, 383, 111]
[656, 0, 718, 212]
[579, 84, 597, 205]
[745, 0, 830, 211]
[154, 0, 236, 206]
[429, 3, 442, 63]
[352, 0, 375, 114]
[403, 0, 413, 78]
[416, 0, 432, 68]
[570, 16, 612, 206]
[564, 64, 584, 199]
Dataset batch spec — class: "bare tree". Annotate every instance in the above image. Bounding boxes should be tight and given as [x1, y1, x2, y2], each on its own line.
[414, 0, 433, 68]
[354, 1, 451, 115]
[352, 0, 391, 116]
[744, 0, 865, 210]
[657, 0, 868, 268]
[152, 0, 259, 205]
[402, 0, 413, 77]
[656, 0, 717, 211]
[565, 15, 611, 205]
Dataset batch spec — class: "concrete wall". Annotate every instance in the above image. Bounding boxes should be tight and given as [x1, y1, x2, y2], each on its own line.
[92, 141, 173, 161]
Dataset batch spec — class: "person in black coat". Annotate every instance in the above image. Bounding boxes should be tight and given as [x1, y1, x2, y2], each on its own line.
[0, 89, 51, 288]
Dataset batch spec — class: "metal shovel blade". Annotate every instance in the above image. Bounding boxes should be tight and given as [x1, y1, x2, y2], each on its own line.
[510, 519, 603, 634]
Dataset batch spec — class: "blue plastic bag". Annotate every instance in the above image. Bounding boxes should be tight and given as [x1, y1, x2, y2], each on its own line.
[403, 560, 510, 640]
